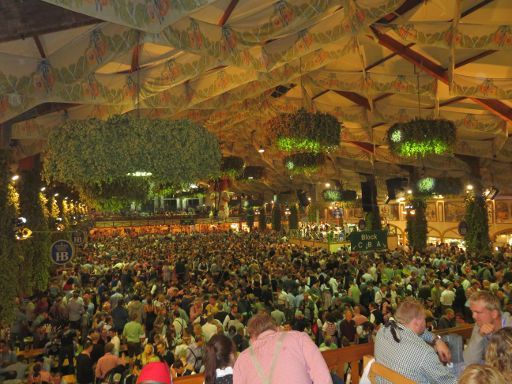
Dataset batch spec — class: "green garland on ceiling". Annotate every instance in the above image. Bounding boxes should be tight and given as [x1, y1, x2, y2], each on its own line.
[284, 152, 324, 175]
[322, 189, 357, 202]
[270, 108, 342, 153]
[416, 177, 463, 196]
[0, 149, 22, 323]
[79, 177, 151, 213]
[406, 198, 427, 252]
[43, 115, 221, 201]
[387, 118, 456, 158]
[221, 156, 245, 179]
[464, 194, 491, 256]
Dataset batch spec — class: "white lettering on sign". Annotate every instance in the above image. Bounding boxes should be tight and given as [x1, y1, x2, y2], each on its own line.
[55, 252, 69, 262]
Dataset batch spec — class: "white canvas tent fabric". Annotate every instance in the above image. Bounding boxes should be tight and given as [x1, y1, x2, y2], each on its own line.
[1, 0, 512, 192]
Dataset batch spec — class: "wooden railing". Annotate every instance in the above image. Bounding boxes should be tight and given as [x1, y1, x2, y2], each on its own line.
[174, 324, 474, 384]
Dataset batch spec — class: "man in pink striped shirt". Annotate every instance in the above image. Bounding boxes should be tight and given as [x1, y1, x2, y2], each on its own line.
[233, 312, 332, 384]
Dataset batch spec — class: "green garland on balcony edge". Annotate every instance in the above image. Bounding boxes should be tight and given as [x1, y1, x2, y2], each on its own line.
[387, 118, 456, 158]
[270, 108, 341, 153]
[284, 153, 324, 175]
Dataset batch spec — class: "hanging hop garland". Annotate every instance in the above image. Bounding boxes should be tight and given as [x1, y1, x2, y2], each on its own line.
[416, 177, 463, 196]
[284, 153, 325, 175]
[270, 108, 342, 153]
[221, 156, 245, 179]
[322, 189, 357, 202]
[387, 118, 456, 158]
[43, 115, 221, 193]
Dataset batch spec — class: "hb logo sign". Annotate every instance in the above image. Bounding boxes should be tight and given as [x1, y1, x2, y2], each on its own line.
[50, 240, 74, 265]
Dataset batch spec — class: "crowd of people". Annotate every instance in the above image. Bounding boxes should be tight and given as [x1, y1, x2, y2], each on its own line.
[1, 230, 512, 383]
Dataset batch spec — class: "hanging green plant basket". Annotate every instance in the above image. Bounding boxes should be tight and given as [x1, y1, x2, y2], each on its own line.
[43, 115, 221, 192]
[221, 156, 245, 178]
[387, 118, 456, 158]
[284, 153, 324, 175]
[416, 177, 463, 196]
[270, 108, 341, 153]
[322, 189, 357, 202]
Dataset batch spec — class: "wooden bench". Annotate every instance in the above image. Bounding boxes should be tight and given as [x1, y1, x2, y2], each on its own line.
[363, 355, 416, 384]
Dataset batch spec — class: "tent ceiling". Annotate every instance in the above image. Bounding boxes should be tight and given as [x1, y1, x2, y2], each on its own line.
[1, 0, 512, 196]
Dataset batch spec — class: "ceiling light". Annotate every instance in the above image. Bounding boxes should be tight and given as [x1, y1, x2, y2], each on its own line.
[325, 183, 331, 188]
[258, 146, 265, 153]
[11, 175, 19, 181]
[407, 189, 412, 194]
[40, 187, 46, 192]
[466, 184, 474, 191]
[54, 193, 59, 197]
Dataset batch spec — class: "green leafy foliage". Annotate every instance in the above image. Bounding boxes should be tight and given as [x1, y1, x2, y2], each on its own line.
[289, 204, 299, 230]
[0, 149, 21, 323]
[416, 177, 463, 196]
[246, 207, 255, 230]
[79, 177, 151, 213]
[387, 118, 456, 158]
[322, 189, 357, 202]
[464, 195, 491, 256]
[270, 108, 341, 153]
[284, 153, 324, 175]
[19, 166, 52, 294]
[271, 203, 282, 232]
[221, 156, 245, 179]
[43, 115, 221, 192]
[406, 198, 427, 251]
[365, 210, 382, 231]
[258, 208, 267, 231]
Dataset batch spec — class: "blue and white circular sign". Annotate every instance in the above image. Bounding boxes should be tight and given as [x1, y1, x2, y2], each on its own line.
[50, 240, 74, 265]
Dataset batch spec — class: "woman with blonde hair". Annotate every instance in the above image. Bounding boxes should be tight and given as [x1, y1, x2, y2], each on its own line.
[485, 327, 512, 380]
[459, 364, 506, 384]
[139, 343, 160, 366]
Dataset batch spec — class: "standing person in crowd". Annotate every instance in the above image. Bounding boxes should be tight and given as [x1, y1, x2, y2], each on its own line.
[375, 298, 456, 384]
[95, 342, 126, 382]
[123, 312, 145, 357]
[204, 334, 235, 384]
[76, 341, 94, 384]
[464, 291, 512, 364]
[233, 311, 332, 384]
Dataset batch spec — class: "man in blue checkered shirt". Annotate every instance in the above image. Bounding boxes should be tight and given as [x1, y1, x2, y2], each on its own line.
[375, 298, 457, 384]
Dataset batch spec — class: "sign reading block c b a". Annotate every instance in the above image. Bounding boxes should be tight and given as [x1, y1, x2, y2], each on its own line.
[50, 240, 74, 265]
[349, 230, 388, 252]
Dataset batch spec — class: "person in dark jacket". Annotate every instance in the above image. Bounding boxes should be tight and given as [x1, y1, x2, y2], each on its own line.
[76, 341, 94, 384]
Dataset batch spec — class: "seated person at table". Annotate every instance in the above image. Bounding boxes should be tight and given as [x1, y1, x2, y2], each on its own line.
[375, 299, 456, 384]
[464, 291, 512, 365]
